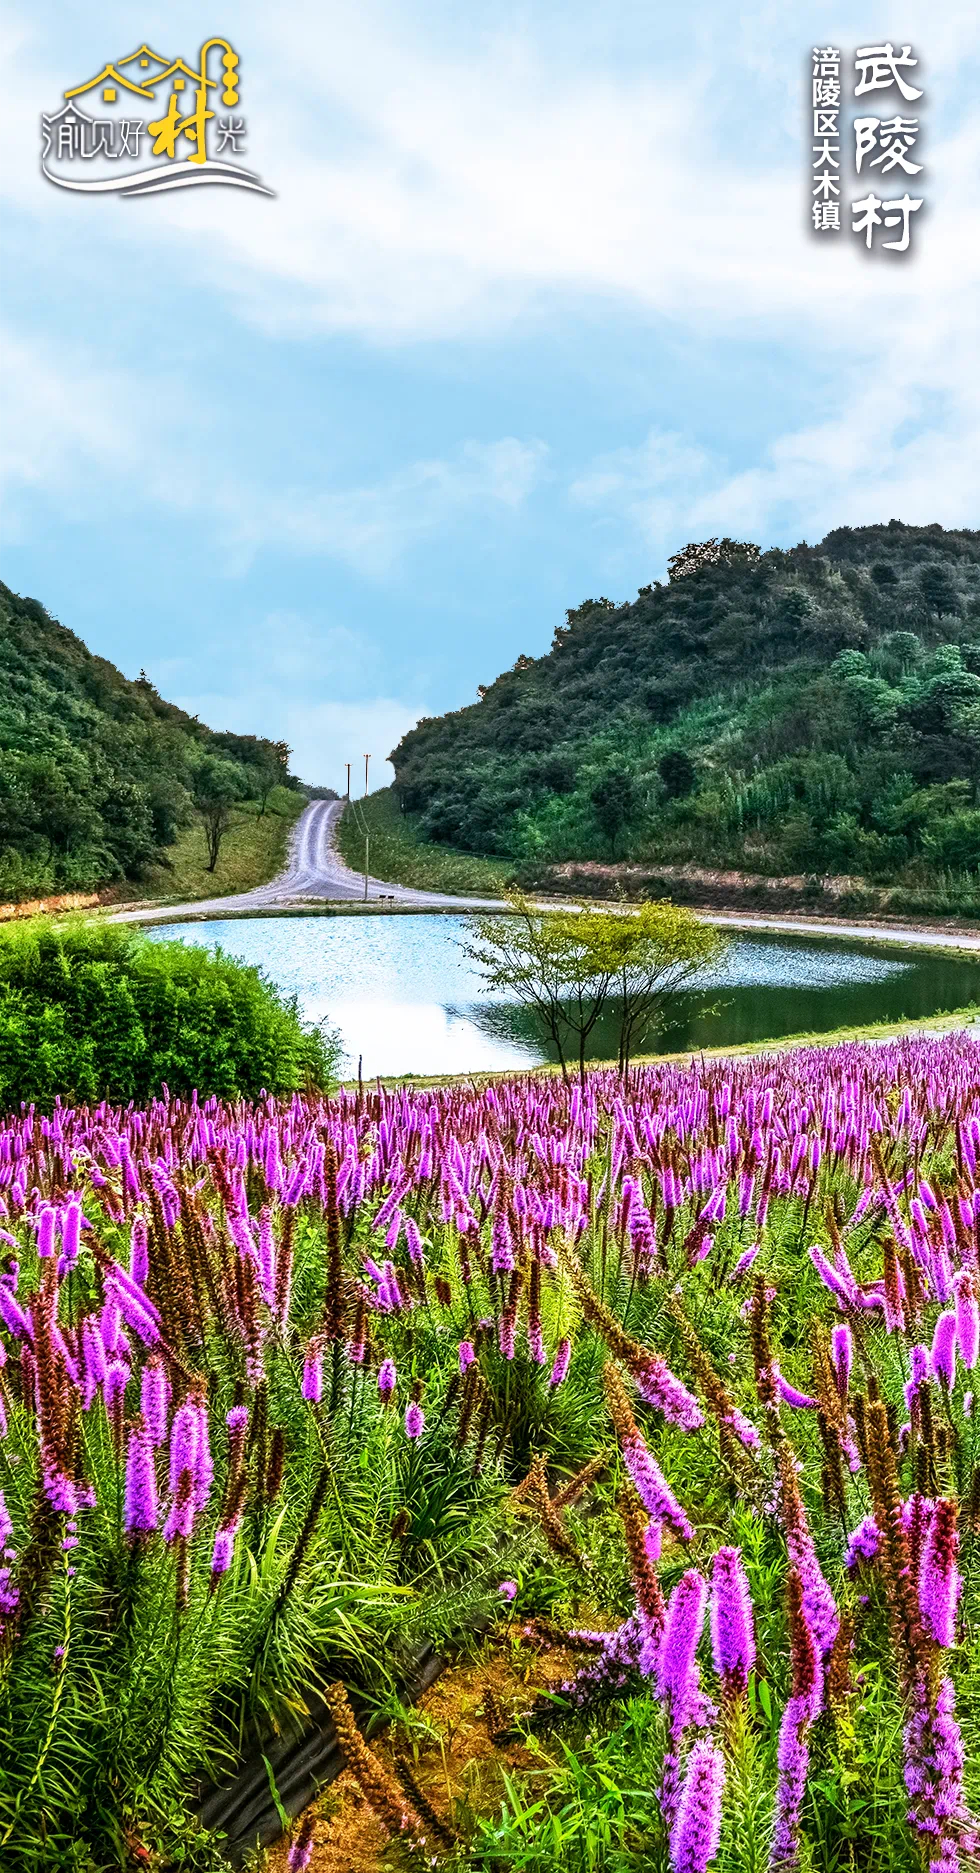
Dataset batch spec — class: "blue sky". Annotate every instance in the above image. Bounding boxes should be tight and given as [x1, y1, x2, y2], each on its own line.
[2, 2, 978, 786]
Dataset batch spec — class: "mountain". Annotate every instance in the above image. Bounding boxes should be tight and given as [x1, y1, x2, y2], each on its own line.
[391, 522, 980, 897]
[0, 582, 294, 901]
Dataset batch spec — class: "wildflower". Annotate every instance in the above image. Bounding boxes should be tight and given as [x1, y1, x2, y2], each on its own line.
[657, 1569, 708, 1719]
[378, 1357, 396, 1401]
[124, 1416, 158, 1537]
[953, 1269, 979, 1370]
[732, 1243, 760, 1279]
[830, 1324, 852, 1398]
[670, 1739, 725, 1873]
[770, 1569, 819, 1869]
[458, 1340, 476, 1373]
[404, 1395, 425, 1441]
[710, 1546, 755, 1695]
[845, 1517, 880, 1571]
[931, 1311, 958, 1389]
[301, 1341, 323, 1403]
[919, 1498, 960, 1649]
[632, 1353, 704, 1431]
[549, 1337, 572, 1387]
[604, 1366, 692, 1539]
[287, 1815, 316, 1872]
[498, 1579, 518, 1601]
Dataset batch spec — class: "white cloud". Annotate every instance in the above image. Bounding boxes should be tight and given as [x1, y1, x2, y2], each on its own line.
[172, 687, 423, 789]
[0, 320, 546, 571]
[209, 437, 548, 573]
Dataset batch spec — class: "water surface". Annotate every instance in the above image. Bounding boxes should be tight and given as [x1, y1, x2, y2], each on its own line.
[149, 914, 978, 1078]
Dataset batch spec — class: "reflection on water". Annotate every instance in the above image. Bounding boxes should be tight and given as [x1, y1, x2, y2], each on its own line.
[149, 914, 979, 1079]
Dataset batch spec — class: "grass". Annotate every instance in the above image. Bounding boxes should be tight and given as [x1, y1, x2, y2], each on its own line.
[109, 785, 304, 905]
[338, 788, 514, 897]
[341, 1003, 980, 1092]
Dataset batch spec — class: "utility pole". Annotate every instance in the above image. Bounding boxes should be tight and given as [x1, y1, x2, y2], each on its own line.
[345, 762, 351, 799]
[363, 753, 371, 796]
[363, 832, 369, 901]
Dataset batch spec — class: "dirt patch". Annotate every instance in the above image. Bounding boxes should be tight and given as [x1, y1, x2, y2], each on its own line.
[266, 1633, 576, 1871]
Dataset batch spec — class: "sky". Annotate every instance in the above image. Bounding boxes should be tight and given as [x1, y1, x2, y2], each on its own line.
[1, 2, 978, 788]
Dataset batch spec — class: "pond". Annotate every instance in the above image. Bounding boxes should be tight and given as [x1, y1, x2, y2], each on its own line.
[147, 913, 979, 1079]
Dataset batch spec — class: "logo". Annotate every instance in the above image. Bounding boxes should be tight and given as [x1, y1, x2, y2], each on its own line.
[40, 41, 274, 198]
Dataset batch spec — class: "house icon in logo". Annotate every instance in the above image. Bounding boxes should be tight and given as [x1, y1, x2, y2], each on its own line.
[39, 41, 274, 197]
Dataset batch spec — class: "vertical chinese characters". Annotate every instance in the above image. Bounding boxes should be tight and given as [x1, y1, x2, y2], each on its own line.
[811, 47, 842, 232]
[850, 43, 924, 253]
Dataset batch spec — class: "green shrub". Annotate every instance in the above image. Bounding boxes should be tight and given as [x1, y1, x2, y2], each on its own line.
[0, 918, 339, 1109]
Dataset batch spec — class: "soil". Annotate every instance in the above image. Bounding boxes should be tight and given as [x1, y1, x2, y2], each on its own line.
[265, 1630, 576, 1872]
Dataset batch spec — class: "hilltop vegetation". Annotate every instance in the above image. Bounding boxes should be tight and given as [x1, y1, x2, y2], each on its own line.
[391, 523, 980, 903]
[0, 581, 297, 901]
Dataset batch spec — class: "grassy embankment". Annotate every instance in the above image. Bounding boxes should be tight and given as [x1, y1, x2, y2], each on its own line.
[338, 786, 513, 895]
[110, 785, 304, 904]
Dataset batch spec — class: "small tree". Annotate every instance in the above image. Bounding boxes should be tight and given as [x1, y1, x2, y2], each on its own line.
[590, 768, 636, 857]
[658, 748, 697, 800]
[464, 893, 725, 1084]
[586, 899, 727, 1073]
[463, 896, 614, 1087]
[193, 757, 247, 873]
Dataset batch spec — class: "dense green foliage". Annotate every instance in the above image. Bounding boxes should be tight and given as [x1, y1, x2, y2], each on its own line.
[338, 788, 514, 895]
[0, 582, 296, 900]
[392, 523, 980, 891]
[0, 920, 338, 1107]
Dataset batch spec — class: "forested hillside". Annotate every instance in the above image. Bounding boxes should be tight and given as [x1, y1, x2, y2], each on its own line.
[0, 582, 295, 900]
[392, 523, 980, 896]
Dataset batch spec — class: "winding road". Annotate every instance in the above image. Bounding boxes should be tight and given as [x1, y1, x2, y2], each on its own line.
[110, 800, 503, 924]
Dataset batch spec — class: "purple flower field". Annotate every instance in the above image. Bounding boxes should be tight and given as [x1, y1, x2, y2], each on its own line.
[0, 1035, 978, 1870]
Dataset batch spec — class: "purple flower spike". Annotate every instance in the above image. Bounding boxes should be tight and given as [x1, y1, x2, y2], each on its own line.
[710, 1546, 755, 1694]
[404, 1399, 425, 1440]
[458, 1340, 476, 1373]
[622, 1434, 692, 1541]
[141, 1357, 169, 1446]
[919, 1498, 961, 1649]
[776, 1371, 819, 1410]
[548, 1337, 572, 1388]
[845, 1516, 880, 1571]
[124, 1418, 158, 1536]
[103, 1359, 130, 1414]
[302, 1343, 323, 1403]
[657, 1569, 708, 1718]
[377, 1357, 396, 1401]
[210, 1526, 237, 1577]
[830, 1324, 852, 1397]
[953, 1270, 979, 1371]
[498, 1578, 518, 1601]
[168, 1395, 201, 1494]
[931, 1311, 958, 1389]
[36, 1205, 56, 1260]
[633, 1355, 704, 1432]
[130, 1216, 149, 1286]
[670, 1739, 725, 1873]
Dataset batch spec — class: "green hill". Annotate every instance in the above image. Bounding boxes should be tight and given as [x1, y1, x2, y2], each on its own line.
[0, 582, 295, 901]
[391, 522, 980, 904]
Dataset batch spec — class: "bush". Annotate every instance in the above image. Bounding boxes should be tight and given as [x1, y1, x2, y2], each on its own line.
[0, 919, 339, 1110]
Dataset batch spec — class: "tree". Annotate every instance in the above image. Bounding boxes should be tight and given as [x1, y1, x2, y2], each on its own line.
[464, 893, 725, 1084]
[587, 899, 727, 1073]
[919, 563, 960, 617]
[658, 748, 697, 799]
[192, 757, 248, 873]
[667, 538, 760, 582]
[591, 768, 637, 856]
